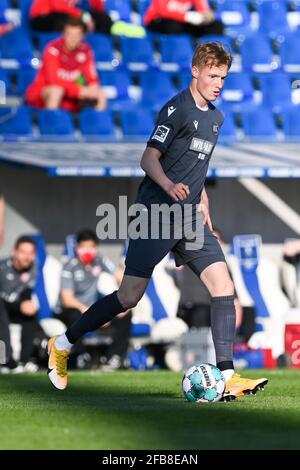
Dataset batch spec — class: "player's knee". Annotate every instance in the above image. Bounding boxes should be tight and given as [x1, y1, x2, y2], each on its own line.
[211, 279, 234, 297]
[117, 290, 140, 309]
[44, 85, 65, 96]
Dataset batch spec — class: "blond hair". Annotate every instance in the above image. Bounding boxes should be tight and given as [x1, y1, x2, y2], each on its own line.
[192, 42, 232, 70]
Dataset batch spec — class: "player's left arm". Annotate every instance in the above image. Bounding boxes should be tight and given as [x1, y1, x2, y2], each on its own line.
[198, 187, 213, 231]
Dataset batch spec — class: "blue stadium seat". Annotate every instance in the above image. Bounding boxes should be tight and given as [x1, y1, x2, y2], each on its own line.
[282, 107, 300, 139]
[35, 32, 60, 53]
[20, 0, 32, 29]
[240, 34, 276, 73]
[0, 68, 11, 94]
[0, 27, 34, 63]
[199, 34, 233, 51]
[136, 0, 151, 18]
[86, 34, 114, 64]
[280, 33, 300, 73]
[258, 0, 290, 37]
[159, 35, 194, 70]
[16, 67, 37, 95]
[79, 109, 115, 138]
[221, 72, 254, 104]
[38, 109, 75, 137]
[259, 73, 292, 109]
[0, 106, 33, 136]
[105, 0, 131, 22]
[216, 0, 251, 36]
[77, 0, 90, 10]
[99, 69, 131, 101]
[140, 69, 176, 109]
[120, 37, 154, 70]
[241, 107, 277, 139]
[120, 107, 154, 138]
[178, 70, 191, 90]
[0, 0, 10, 7]
[218, 110, 237, 140]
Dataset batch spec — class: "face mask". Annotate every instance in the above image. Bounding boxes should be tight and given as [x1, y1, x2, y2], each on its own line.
[77, 248, 96, 265]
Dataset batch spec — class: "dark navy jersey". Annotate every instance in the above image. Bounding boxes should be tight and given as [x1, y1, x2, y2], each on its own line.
[136, 87, 224, 208]
[0, 258, 37, 303]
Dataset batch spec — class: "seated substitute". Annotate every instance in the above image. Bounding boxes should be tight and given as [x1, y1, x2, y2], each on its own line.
[0, 236, 39, 370]
[58, 229, 131, 369]
[26, 17, 106, 112]
[144, 0, 223, 37]
[29, 0, 145, 37]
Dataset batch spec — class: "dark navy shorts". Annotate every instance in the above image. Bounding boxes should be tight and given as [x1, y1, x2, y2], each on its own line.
[124, 223, 226, 279]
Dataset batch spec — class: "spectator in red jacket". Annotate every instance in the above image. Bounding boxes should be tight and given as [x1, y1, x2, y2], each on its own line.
[30, 0, 113, 34]
[144, 0, 223, 36]
[26, 17, 106, 112]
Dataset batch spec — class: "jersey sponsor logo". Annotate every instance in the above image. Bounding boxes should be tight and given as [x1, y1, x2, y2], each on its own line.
[193, 120, 198, 130]
[57, 68, 81, 81]
[152, 125, 170, 143]
[167, 106, 176, 117]
[189, 137, 214, 155]
[168, 0, 191, 14]
[212, 122, 219, 135]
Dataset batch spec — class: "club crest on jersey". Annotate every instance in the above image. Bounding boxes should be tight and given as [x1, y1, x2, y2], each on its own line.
[193, 120, 198, 130]
[212, 122, 219, 135]
[168, 106, 176, 117]
[76, 52, 87, 63]
[152, 125, 170, 143]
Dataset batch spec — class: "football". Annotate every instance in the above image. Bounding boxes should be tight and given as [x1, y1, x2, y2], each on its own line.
[182, 363, 226, 403]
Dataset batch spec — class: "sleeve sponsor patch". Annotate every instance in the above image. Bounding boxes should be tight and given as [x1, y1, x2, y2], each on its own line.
[151, 125, 170, 143]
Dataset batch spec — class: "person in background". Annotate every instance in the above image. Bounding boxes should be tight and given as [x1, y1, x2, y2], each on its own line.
[30, 0, 145, 37]
[26, 17, 107, 111]
[144, 0, 223, 37]
[0, 236, 39, 371]
[58, 229, 131, 370]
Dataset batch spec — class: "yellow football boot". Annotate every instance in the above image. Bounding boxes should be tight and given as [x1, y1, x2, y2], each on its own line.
[47, 336, 69, 390]
[222, 373, 268, 401]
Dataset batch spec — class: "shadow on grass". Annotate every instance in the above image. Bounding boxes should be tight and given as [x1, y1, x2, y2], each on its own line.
[0, 372, 300, 450]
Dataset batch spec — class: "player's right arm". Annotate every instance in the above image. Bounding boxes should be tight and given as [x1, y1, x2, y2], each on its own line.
[61, 289, 88, 314]
[141, 147, 190, 202]
[142, 97, 190, 201]
[60, 264, 88, 313]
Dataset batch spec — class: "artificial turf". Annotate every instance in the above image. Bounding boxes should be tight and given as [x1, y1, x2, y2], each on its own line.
[0, 369, 299, 450]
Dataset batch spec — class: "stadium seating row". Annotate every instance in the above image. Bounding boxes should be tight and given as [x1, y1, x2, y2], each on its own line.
[1, 29, 300, 73]
[1, 67, 299, 111]
[14, 0, 300, 36]
[0, 105, 300, 140]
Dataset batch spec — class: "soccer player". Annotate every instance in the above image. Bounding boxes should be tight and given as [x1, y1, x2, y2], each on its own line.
[48, 42, 268, 400]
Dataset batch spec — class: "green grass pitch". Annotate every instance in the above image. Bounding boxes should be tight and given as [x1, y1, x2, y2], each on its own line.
[0, 369, 300, 450]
